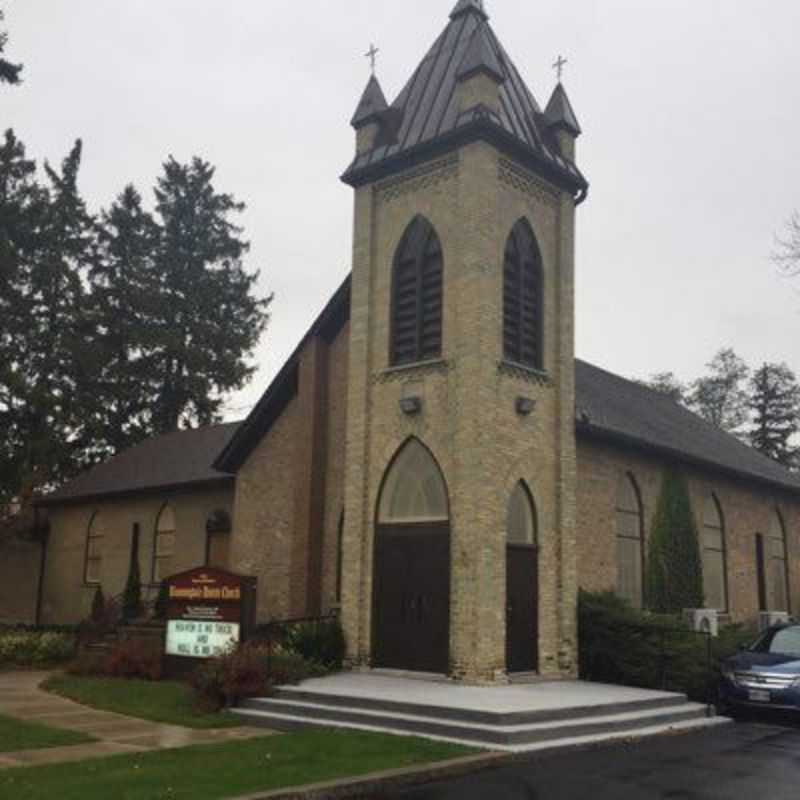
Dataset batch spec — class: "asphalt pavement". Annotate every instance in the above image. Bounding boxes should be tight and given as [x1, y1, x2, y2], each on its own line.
[379, 717, 800, 800]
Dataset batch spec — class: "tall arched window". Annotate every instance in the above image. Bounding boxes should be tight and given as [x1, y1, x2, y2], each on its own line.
[503, 219, 544, 369]
[615, 473, 644, 608]
[153, 505, 176, 582]
[702, 495, 728, 611]
[378, 439, 448, 523]
[507, 482, 537, 547]
[390, 217, 443, 366]
[85, 513, 105, 585]
[768, 509, 790, 612]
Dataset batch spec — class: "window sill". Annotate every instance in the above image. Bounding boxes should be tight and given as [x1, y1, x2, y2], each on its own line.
[498, 360, 551, 386]
[375, 358, 451, 383]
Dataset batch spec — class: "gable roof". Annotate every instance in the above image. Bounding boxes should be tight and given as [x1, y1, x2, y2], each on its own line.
[342, 3, 586, 196]
[576, 360, 800, 495]
[39, 422, 242, 507]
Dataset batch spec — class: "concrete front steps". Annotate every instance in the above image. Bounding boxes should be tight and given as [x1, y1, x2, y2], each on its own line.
[232, 677, 730, 753]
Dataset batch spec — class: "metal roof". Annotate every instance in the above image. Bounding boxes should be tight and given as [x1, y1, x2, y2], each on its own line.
[342, 2, 586, 193]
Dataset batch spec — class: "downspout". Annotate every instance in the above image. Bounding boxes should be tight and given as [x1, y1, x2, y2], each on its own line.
[34, 506, 49, 626]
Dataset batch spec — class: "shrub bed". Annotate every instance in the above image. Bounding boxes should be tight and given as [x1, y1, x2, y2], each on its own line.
[191, 644, 325, 711]
[578, 591, 757, 702]
[67, 639, 163, 681]
[0, 631, 76, 667]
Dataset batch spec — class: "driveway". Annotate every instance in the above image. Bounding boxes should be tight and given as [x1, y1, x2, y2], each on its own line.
[381, 718, 800, 800]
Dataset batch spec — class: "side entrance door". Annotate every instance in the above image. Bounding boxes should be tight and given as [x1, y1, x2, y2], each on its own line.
[506, 544, 538, 673]
[373, 523, 450, 674]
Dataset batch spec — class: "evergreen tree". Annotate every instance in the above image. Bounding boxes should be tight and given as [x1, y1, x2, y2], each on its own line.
[645, 469, 704, 613]
[689, 348, 750, 435]
[748, 363, 800, 468]
[147, 156, 271, 432]
[640, 372, 687, 405]
[0, 10, 22, 86]
[84, 185, 161, 459]
[123, 527, 143, 622]
[1, 139, 94, 498]
[0, 130, 42, 506]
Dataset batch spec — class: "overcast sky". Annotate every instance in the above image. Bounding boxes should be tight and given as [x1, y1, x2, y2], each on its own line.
[4, 0, 800, 420]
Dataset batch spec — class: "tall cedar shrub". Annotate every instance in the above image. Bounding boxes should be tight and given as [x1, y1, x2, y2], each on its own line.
[90, 586, 105, 623]
[122, 528, 142, 622]
[645, 469, 704, 613]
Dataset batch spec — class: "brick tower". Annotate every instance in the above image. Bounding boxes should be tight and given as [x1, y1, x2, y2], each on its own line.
[339, 0, 588, 683]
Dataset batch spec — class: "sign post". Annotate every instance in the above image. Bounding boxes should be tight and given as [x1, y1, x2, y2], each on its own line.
[163, 567, 256, 677]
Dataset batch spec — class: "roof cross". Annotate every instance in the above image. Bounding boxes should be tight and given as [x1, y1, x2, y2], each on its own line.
[553, 54, 568, 82]
[365, 43, 380, 75]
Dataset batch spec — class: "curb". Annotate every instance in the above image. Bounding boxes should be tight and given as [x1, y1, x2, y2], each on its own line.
[227, 752, 510, 800]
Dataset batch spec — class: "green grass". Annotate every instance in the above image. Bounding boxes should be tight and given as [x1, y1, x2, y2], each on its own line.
[0, 730, 473, 800]
[0, 713, 94, 754]
[42, 676, 240, 730]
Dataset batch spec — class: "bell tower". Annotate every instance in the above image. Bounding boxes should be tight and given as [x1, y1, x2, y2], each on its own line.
[340, 0, 588, 682]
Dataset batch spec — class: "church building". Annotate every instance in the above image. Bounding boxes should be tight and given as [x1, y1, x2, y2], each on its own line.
[8, 1, 800, 684]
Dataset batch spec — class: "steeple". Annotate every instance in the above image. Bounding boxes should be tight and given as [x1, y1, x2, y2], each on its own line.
[351, 74, 388, 129]
[450, 0, 489, 22]
[545, 82, 582, 137]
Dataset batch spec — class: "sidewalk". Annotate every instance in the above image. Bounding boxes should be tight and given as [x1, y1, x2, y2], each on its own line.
[0, 671, 265, 768]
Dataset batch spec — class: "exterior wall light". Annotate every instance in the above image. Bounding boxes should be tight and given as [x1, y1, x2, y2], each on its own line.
[400, 396, 423, 416]
[516, 396, 536, 416]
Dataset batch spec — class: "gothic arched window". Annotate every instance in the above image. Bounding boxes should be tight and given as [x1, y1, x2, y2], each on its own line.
[206, 509, 232, 570]
[390, 217, 443, 366]
[702, 495, 728, 611]
[503, 219, 544, 369]
[615, 473, 644, 609]
[378, 439, 449, 524]
[85, 512, 105, 585]
[768, 509, 790, 612]
[507, 482, 537, 547]
[153, 504, 176, 582]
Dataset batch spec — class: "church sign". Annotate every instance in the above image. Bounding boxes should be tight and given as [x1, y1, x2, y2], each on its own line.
[164, 568, 256, 666]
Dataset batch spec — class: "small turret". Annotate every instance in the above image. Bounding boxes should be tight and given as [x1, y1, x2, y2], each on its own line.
[544, 82, 581, 161]
[351, 75, 389, 154]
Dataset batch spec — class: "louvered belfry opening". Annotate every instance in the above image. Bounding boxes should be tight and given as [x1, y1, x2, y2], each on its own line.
[503, 219, 543, 369]
[391, 216, 443, 366]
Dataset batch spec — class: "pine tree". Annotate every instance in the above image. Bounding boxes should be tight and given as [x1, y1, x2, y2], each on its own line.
[641, 372, 687, 405]
[748, 363, 800, 468]
[147, 156, 271, 432]
[84, 185, 161, 459]
[1, 138, 94, 498]
[0, 10, 22, 86]
[123, 527, 143, 622]
[689, 348, 750, 435]
[0, 130, 42, 506]
[645, 470, 704, 613]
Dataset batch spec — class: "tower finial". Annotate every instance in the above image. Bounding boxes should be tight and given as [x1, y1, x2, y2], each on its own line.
[553, 55, 568, 83]
[365, 43, 380, 76]
[450, 0, 489, 22]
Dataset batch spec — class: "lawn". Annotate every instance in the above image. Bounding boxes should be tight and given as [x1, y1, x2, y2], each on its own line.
[0, 729, 473, 800]
[42, 675, 239, 730]
[0, 713, 94, 754]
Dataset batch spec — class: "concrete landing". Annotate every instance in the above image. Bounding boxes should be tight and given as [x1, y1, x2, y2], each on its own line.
[234, 673, 730, 753]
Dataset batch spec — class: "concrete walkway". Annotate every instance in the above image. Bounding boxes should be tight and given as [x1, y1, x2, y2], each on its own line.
[0, 671, 265, 769]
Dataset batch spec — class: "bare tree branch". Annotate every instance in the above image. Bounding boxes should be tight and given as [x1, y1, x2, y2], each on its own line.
[773, 211, 800, 276]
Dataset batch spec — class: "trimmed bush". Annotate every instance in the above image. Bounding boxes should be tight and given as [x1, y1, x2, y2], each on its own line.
[282, 619, 346, 670]
[0, 631, 76, 667]
[105, 639, 163, 681]
[578, 590, 757, 702]
[190, 643, 324, 711]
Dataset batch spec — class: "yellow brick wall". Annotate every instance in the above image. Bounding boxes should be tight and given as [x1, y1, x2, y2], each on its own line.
[576, 436, 800, 623]
[41, 486, 234, 625]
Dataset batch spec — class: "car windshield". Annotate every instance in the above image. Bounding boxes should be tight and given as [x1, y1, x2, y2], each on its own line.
[753, 626, 800, 657]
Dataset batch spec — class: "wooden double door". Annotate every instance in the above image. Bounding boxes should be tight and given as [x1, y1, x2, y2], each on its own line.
[506, 544, 539, 673]
[372, 523, 450, 674]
